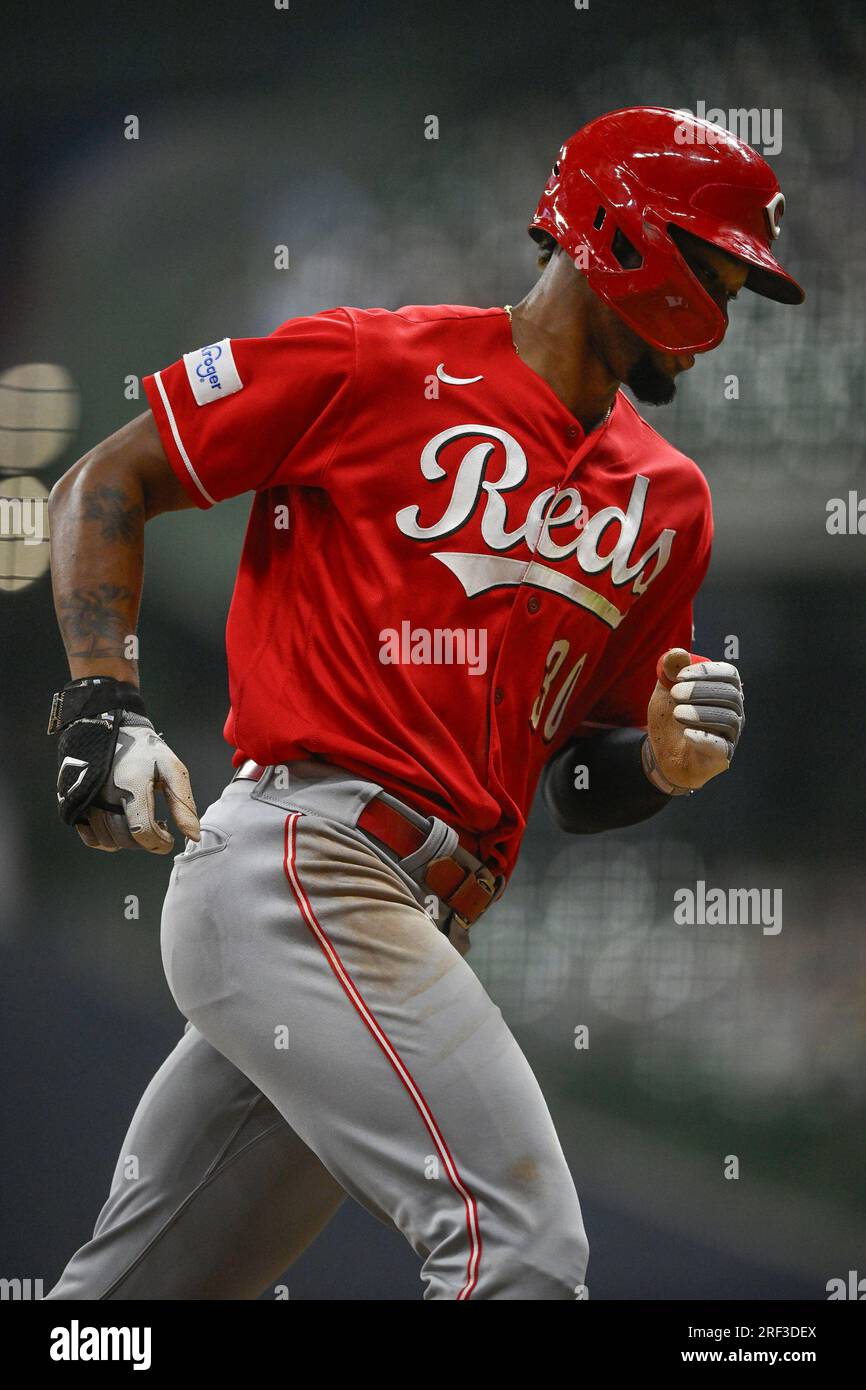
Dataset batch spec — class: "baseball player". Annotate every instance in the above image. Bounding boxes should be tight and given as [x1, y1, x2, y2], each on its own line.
[44, 108, 802, 1300]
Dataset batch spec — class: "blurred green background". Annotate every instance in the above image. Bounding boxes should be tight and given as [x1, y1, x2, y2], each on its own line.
[1, 0, 864, 1298]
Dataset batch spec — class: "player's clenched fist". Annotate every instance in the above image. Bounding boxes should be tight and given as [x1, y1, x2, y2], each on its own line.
[643, 648, 744, 794]
[48, 676, 201, 853]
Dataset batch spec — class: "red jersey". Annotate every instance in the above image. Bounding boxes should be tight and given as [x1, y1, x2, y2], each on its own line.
[143, 304, 712, 880]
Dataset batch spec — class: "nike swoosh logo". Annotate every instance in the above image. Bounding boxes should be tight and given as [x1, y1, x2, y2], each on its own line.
[435, 363, 483, 386]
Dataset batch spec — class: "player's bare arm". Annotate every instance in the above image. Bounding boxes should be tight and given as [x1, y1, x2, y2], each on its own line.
[49, 412, 192, 680]
[48, 412, 200, 853]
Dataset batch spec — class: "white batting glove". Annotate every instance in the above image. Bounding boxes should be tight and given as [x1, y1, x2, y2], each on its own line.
[74, 716, 201, 854]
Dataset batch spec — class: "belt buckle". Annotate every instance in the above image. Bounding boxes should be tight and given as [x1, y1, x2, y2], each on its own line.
[232, 759, 265, 783]
[449, 861, 504, 931]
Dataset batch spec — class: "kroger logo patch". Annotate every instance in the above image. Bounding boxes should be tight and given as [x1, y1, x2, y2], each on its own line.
[183, 338, 243, 405]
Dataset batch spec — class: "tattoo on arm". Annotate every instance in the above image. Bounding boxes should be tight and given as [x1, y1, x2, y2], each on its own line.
[82, 484, 144, 543]
[60, 583, 136, 659]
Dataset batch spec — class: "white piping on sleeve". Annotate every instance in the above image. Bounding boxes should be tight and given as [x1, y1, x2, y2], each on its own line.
[153, 371, 217, 506]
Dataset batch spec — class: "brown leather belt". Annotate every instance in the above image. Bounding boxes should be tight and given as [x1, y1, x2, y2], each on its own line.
[234, 760, 504, 929]
[356, 797, 503, 928]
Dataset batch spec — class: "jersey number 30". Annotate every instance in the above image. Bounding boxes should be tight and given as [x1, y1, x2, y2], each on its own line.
[529, 640, 587, 743]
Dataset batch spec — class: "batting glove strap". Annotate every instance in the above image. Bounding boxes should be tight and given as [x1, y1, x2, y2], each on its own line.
[47, 676, 147, 735]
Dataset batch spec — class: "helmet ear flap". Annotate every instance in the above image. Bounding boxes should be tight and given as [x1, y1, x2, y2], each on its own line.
[584, 198, 643, 272]
[610, 227, 643, 270]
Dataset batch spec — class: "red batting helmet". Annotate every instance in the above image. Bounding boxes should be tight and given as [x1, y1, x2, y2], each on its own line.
[529, 106, 805, 354]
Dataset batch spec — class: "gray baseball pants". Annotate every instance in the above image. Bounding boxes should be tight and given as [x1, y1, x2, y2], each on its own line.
[46, 762, 588, 1300]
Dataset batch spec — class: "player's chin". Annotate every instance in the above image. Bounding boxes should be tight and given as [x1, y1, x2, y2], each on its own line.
[625, 349, 679, 406]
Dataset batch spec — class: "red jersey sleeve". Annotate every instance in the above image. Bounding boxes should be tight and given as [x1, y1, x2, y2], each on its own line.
[577, 473, 714, 732]
[142, 308, 355, 507]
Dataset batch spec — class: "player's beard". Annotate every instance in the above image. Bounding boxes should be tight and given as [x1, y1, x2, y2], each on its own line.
[626, 349, 677, 406]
